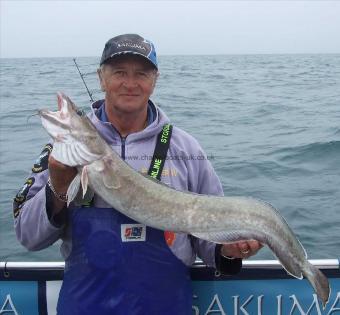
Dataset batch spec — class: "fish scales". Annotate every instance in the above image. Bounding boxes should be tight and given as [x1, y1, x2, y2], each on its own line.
[39, 92, 330, 307]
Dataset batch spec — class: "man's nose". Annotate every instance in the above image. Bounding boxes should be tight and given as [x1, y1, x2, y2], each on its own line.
[122, 74, 138, 88]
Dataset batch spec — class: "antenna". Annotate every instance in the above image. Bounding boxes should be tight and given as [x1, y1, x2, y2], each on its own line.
[73, 58, 94, 103]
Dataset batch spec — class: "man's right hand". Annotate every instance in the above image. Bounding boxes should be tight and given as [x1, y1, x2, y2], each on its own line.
[48, 156, 77, 212]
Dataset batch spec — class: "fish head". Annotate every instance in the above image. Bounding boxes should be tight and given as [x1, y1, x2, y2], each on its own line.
[39, 92, 108, 167]
[39, 93, 83, 137]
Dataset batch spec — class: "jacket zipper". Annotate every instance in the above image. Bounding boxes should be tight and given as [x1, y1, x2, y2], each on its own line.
[121, 137, 126, 160]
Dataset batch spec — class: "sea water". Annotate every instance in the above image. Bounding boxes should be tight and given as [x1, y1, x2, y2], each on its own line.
[0, 54, 339, 262]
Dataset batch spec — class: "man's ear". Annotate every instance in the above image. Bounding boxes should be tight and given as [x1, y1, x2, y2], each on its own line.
[97, 68, 106, 92]
[153, 71, 160, 88]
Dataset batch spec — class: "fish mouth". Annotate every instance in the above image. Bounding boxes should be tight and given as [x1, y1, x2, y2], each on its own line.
[38, 109, 55, 121]
[37, 92, 66, 118]
[38, 92, 71, 122]
[38, 108, 61, 120]
[38, 108, 71, 136]
[38, 109, 50, 117]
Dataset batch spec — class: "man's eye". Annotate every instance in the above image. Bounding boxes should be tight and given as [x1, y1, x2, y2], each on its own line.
[113, 70, 125, 76]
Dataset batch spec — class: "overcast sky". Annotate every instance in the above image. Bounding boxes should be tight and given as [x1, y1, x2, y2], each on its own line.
[1, 0, 340, 58]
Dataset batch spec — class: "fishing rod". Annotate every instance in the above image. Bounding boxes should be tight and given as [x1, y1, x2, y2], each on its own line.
[73, 58, 94, 103]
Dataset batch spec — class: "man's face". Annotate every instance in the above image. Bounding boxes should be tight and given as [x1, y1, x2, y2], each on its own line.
[98, 55, 158, 116]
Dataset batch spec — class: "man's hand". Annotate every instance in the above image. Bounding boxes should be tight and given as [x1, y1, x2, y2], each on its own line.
[221, 240, 263, 259]
[48, 156, 77, 212]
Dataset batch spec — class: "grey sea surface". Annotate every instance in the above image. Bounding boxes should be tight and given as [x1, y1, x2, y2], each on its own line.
[0, 54, 339, 262]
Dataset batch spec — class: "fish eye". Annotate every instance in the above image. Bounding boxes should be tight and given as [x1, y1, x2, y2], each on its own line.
[76, 108, 85, 117]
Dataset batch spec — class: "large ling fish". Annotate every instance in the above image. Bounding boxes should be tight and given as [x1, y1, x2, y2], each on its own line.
[39, 93, 330, 307]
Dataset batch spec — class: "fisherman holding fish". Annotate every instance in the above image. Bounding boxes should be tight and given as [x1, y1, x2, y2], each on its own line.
[14, 34, 270, 314]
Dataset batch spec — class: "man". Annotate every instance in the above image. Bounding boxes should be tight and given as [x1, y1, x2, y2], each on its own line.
[14, 34, 262, 314]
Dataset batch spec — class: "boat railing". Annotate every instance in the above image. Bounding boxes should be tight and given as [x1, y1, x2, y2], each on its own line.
[1, 258, 339, 273]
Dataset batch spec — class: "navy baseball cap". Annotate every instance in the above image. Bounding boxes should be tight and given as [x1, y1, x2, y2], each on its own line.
[100, 34, 158, 69]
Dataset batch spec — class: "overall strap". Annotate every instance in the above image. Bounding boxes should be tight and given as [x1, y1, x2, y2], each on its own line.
[148, 124, 173, 181]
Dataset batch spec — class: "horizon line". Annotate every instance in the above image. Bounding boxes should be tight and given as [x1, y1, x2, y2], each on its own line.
[1, 52, 340, 59]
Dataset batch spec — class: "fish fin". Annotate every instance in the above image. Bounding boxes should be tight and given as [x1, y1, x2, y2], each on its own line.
[102, 157, 121, 189]
[303, 261, 330, 308]
[81, 166, 89, 197]
[192, 231, 310, 286]
[52, 142, 101, 167]
[67, 173, 81, 207]
[192, 230, 261, 244]
[192, 231, 231, 243]
[266, 234, 306, 280]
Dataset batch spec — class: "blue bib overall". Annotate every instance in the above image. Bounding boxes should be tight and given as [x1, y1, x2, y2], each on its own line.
[57, 207, 192, 315]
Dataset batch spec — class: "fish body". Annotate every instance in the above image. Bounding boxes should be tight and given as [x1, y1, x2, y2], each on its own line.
[39, 93, 330, 307]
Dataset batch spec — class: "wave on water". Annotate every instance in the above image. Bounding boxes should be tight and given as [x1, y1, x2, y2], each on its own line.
[207, 74, 226, 80]
[218, 159, 312, 183]
[38, 70, 57, 75]
[334, 128, 340, 136]
[272, 141, 340, 165]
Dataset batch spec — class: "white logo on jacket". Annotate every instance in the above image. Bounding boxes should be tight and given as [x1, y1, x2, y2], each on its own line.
[121, 224, 146, 242]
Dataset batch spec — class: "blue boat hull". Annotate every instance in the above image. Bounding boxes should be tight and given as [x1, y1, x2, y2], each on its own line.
[1, 260, 339, 314]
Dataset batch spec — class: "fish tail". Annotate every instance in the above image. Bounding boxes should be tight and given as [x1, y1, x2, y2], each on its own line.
[303, 261, 330, 308]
